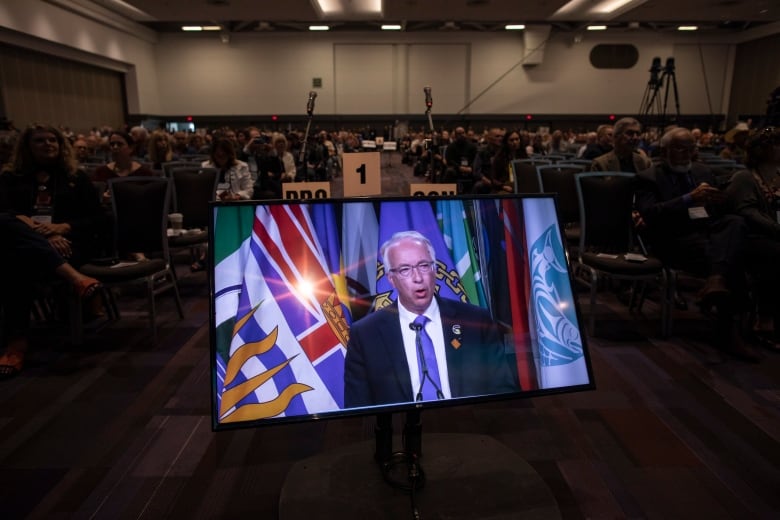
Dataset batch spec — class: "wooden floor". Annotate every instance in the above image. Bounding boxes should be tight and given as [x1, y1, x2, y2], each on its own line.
[1, 154, 778, 519]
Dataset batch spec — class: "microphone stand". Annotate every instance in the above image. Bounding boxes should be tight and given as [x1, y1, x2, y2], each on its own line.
[412, 323, 445, 401]
[299, 97, 316, 180]
[424, 93, 439, 184]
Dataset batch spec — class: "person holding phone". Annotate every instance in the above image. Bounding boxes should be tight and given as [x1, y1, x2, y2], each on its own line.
[201, 137, 252, 201]
[634, 127, 757, 361]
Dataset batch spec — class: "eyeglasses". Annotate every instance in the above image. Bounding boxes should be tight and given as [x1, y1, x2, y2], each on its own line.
[389, 261, 435, 278]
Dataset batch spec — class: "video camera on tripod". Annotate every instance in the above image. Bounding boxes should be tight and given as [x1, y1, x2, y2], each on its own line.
[639, 56, 680, 129]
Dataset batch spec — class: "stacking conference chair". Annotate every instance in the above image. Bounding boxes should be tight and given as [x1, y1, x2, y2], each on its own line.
[80, 177, 184, 342]
[167, 166, 218, 265]
[558, 159, 593, 169]
[536, 164, 586, 251]
[573, 172, 671, 337]
[510, 159, 548, 193]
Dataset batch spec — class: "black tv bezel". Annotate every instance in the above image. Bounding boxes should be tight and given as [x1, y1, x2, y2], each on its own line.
[208, 193, 594, 432]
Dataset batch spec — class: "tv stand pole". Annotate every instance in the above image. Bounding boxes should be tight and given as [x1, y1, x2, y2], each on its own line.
[374, 411, 426, 493]
[374, 412, 393, 464]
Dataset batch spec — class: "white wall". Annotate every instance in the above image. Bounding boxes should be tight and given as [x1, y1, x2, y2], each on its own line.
[0, 3, 741, 119]
[153, 30, 734, 117]
[0, 0, 160, 114]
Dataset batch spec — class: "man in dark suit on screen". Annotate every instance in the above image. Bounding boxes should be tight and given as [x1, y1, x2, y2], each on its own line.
[344, 231, 519, 408]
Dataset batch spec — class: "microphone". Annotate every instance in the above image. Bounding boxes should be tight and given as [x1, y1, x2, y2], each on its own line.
[306, 91, 317, 116]
[423, 86, 432, 109]
[409, 321, 444, 401]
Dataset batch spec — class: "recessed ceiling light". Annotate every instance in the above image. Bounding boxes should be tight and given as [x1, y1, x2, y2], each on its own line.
[202, 26, 222, 31]
[181, 26, 203, 31]
[309, 25, 330, 31]
[381, 24, 402, 30]
[587, 25, 608, 31]
[677, 25, 698, 31]
[505, 24, 526, 30]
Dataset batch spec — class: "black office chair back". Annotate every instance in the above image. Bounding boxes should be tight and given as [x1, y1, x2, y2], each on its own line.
[511, 159, 548, 193]
[109, 177, 171, 258]
[536, 164, 585, 224]
[170, 167, 218, 229]
[575, 172, 636, 254]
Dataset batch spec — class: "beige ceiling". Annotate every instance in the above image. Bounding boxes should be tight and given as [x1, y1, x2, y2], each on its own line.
[94, 0, 779, 32]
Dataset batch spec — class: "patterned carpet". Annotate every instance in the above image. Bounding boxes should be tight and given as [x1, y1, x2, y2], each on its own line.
[0, 155, 778, 519]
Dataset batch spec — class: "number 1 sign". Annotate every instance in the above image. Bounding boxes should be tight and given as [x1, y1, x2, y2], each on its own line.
[342, 152, 382, 197]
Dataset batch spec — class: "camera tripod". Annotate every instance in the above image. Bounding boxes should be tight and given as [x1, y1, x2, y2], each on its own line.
[639, 57, 680, 129]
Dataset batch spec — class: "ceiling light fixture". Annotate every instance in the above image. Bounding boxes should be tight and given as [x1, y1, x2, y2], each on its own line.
[677, 25, 698, 31]
[591, 0, 637, 14]
[312, 0, 382, 16]
[587, 25, 608, 31]
[181, 26, 203, 31]
[552, 0, 648, 19]
[505, 24, 526, 30]
[202, 26, 222, 31]
[309, 25, 330, 31]
[381, 24, 402, 30]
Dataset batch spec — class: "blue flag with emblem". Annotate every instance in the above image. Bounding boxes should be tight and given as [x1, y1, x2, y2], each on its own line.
[521, 198, 588, 388]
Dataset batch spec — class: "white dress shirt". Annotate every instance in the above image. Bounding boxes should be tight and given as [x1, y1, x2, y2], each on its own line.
[397, 299, 452, 400]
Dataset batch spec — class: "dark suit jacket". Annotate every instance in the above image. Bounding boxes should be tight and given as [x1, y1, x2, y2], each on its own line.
[635, 161, 718, 238]
[343, 297, 519, 408]
[590, 150, 652, 173]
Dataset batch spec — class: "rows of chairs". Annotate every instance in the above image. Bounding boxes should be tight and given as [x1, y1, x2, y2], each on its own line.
[71, 164, 218, 343]
[510, 159, 674, 338]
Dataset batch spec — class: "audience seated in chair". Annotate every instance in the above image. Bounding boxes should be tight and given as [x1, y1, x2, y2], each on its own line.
[93, 132, 155, 187]
[147, 130, 174, 170]
[202, 138, 253, 202]
[581, 125, 614, 161]
[724, 127, 780, 351]
[0, 212, 100, 378]
[634, 127, 758, 361]
[486, 129, 528, 193]
[444, 126, 478, 192]
[0, 124, 105, 267]
[590, 118, 652, 173]
[472, 127, 509, 194]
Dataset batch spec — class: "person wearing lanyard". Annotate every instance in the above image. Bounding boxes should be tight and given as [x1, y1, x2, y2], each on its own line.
[201, 137, 252, 201]
[634, 127, 758, 361]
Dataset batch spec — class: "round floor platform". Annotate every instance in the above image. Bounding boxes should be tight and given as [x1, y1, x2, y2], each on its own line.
[279, 433, 560, 520]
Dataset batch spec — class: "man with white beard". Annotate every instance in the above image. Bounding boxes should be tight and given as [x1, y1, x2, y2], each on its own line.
[634, 127, 758, 361]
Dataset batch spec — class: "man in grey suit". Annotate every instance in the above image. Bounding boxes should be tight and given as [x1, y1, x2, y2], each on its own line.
[344, 231, 518, 408]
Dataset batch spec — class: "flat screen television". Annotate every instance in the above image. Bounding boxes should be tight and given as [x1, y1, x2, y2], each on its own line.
[209, 194, 593, 431]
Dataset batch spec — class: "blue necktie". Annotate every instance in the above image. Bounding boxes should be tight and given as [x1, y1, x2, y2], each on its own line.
[414, 315, 443, 401]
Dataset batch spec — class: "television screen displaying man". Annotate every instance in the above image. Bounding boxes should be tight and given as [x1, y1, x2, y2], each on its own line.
[344, 230, 519, 408]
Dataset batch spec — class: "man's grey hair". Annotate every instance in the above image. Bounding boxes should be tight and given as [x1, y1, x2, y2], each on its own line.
[130, 126, 148, 138]
[613, 117, 641, 137]
[381, 230, 436, 272]
[659, 127, 693, 150]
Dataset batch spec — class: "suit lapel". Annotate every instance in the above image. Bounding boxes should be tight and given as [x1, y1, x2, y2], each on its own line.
[439, 299, 465, 397]
[377, 304, 414, 402]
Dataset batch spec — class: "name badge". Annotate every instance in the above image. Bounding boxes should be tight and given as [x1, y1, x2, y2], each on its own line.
[688, 206, 709, 219]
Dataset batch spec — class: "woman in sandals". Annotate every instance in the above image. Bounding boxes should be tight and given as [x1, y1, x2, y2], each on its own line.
[0, 212, 101, 378]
